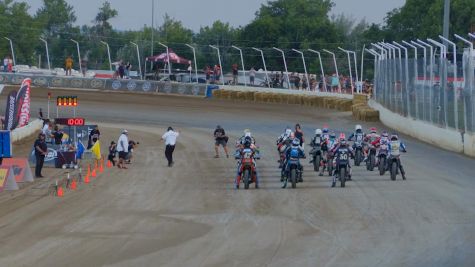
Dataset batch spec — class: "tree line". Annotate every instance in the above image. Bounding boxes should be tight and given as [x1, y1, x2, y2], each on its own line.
[0, 0, 474, 77]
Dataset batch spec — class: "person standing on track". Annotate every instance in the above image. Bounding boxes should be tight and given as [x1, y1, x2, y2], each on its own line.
[117, 130, 129, 169]
[34, 133, 47, 178]
[295, 123, 305, 147]
[162, 127, 180, 167]
[214, 125, 229, 158]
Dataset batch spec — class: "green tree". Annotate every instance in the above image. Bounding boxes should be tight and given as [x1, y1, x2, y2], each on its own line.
[93, 1, 118, 37]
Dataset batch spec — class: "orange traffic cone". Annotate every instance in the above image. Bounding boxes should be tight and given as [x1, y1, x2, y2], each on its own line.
[57, 185, 64, 197]
[70, 179, 77, 190]
[84, 174, 90, 184]
[107, 160, 112, 168]
[100, 159, 104, 173]
[92, 167, 97, 178]
[87, 165, 91, 177]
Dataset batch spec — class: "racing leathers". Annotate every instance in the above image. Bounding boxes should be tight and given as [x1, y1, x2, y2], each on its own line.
[331, 144, 354, 186]
[388, 139, 407, 179]
[235, 142, 260, 188]
[348, 130, 366, 149]
[283, 142, 305, 182]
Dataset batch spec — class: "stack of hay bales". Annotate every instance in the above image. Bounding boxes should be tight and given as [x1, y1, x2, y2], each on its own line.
[352, 94, 379, 121]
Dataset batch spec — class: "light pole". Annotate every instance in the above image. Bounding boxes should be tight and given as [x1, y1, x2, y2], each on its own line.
[273, 47, 291, 89]
[347, 49, 360, 89]
[39, 38, 50, 71]
[308, 49, 327, 92]
[158, 42, 171, 76]
[231, 45, 247, 86]
[185, 44, 198, 83]
[252, 47, 270, 88]
[393, 41, 411, 116]
[338, 47, 354, 92]
[4, 37, 15, 66]
[130, 42, 142, 80]
[454, 34, 473, 133]
[365, 49, 381, 97]
[209, 45, 224, 86]
[70, 39, 82, 74]
[292, 49, 310, 90]
[100, 41, 112, 71]
[417, 39, 435, 122]
[322, 49, 341, 92]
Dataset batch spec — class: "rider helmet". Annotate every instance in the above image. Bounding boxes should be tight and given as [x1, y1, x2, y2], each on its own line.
[285, 128, 292, 136]
[243, 136, 252, 148]
[339, 133, 346, 141]
[315, 129, 322, 135]
[329, 132, 336, 140]
[390, 133, 399, 141]
[292, 138, 300, 146]
[381, 131, 389, 138]
[244, 129, 252, 138]
[355, 124, 362, 131]
[370, 127, 377, 134]
[322, 128, 329, 134]
[290, 132, 295, 139]
[340, 139, 348, 146]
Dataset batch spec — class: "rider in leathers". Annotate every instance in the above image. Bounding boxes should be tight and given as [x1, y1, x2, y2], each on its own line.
[388, 133, 407, 180]
[348, 124, 366, 150]
[364, 127, 380, 161]
[283, 138, 305, 182]
[235, 136, 260, 188]
[331, 135, 354, 187]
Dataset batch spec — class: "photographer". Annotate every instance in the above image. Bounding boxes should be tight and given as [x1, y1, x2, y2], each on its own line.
[214, 125, 229, 158]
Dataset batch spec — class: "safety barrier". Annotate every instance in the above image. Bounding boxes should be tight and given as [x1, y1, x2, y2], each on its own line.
[369, 99, 475, 157]
[0, 73, 208, 96]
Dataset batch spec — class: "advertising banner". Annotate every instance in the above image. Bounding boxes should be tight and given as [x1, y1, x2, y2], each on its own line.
[13, 78, 31, 128]
[3, 90, 16, 130]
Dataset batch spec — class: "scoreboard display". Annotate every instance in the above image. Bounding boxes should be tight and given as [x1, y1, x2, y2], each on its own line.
[56, 96, 78, 106]
[54, 118, 85, 126]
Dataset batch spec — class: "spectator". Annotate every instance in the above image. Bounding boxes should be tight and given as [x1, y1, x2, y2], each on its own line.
[3, 55, 9, 72]
[80, 58, 88, 77]
[232, 63, 239, 85]
[161, 127, 180, 167]
[65, 56, 73, 76]
[7, 56, 12, 72]
[294, 74, 301, 89]
[116, 129, 129, 169]
[331, 73, 339, 92]
[34, 133, 47, 178]
[214, 125, 229, 158]
[125, 62, 131, 78]
[119, 62, 125, 79]
[52, 125, 64, 145]
[249, 67, 256, 85]
[205, 65, 211, 83]
[295, 123, 304, 147]
[108, 141, 117, 166]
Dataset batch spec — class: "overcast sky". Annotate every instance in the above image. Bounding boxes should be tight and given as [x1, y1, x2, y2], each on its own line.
[26, 0, 405, 32]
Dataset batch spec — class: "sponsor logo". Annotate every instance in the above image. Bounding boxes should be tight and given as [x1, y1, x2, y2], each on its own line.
[6, 95, 15, 130]
[52, 78, 63, 87]
[45, 148, 58, 162]
[0, 75, 5, 82]
[192, 85, 200, 95]
[142, 82, 152, 92]
[112, 80, 121, 90]
[18, 87, 30, 127]
[127, 81, 137, 91]
[71, 79, 83, 87]
[33, 77, 48, 86]
[164, 82, 172, 93]
[178, 86, 186, 94]
[90, 79, 104, 88]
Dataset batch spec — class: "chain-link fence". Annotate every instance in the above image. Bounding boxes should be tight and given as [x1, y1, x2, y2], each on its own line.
[373, 47, 475, 134]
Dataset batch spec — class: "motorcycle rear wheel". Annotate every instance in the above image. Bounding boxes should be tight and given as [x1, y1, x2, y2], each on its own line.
[290, 168, 297, 189]
[243, 169, 250, 189]
[390, 162, 397, 181]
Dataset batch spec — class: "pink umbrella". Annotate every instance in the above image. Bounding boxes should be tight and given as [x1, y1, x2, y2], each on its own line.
[146, 49, 191, 64]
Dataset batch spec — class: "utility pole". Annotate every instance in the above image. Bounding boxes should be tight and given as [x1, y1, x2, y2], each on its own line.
[150, 0, 155, 70]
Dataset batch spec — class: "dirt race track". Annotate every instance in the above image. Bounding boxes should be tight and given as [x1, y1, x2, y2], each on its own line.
[0, 88, 474, 267]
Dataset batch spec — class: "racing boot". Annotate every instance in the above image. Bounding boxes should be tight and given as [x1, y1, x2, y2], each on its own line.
[400, 165, 407, 180]
[298, 166, 304, 182]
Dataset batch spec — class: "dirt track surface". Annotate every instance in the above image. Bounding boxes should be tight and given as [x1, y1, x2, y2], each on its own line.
[0, 88, 475, 267]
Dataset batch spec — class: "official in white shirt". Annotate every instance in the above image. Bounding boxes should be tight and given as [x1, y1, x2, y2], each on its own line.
[117, 129, 129, 169]
[162, 127, 180, 167]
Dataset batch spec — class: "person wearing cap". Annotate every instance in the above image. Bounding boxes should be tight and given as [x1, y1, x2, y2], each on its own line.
[34, 132, 48, 178]
[161, 127, 180, 167]
[214, 125, 229, 158]
[117, 130, 129, 169]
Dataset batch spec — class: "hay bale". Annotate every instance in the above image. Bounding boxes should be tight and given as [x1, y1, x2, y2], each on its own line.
[212, 89, 222, 98]
[254, 92, 263, 102]
[236, 92, 246, 100]
[230, 91, 239, 99]
[220, 90, 230, 99]
[337, 99, 353, 111]
[245, 91, 255, 101]
[353, 93, 368, 105]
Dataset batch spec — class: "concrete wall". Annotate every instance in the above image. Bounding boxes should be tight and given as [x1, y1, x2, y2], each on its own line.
[11, 119, 43, 142]
[369, 100, 475, 157]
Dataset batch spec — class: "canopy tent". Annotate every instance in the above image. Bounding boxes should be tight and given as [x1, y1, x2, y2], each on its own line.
[146, 49, 191, 65]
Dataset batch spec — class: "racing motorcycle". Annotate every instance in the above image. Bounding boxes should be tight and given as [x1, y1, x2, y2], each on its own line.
[333, 151, 350, 188]
[366, 145, 377, 171]
[236, 148, 259, 189]
[354, 141, 364, 166]
[277, 141, 289, 168]
[388, 154, 405, 181]
[282, 150, 305, 189]
[309, 139, 326, 172]
[377, 142, 389, 175]
[326, 150, 334, 176]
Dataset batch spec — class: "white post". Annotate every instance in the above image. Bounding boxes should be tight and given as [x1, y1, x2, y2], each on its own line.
[70, 39, 82, 74]
[365, 49, 380, 97]
[417, 39, 435, 122]
[231, 45, 247, 86]
[100, 41, 112, 71]
[402, 40, 420, 119]
[454, 34, 473, 133]
[273, 47, 291, 89]
[322, 49, 341, 93]
[130, 42, 142, 80]
[441, 36, 457, 130]
[39, 38, 50, 71]
[252, 47, 270, 88]
[292, 49, 310, 90]
[185, 44, 198, 83]
[360, 44, 365, 85]
[209, 45, 225, 86]
[338, 47, 354, 93]
[3, 37, 15, 66]
[158, 42, 171, 76]
[308, 49, 327, 92]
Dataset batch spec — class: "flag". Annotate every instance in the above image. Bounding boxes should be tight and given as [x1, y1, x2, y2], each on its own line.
[91, 140, 101, 160]
[12, 78, 31, 129]
[76, 140, 85, 159]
